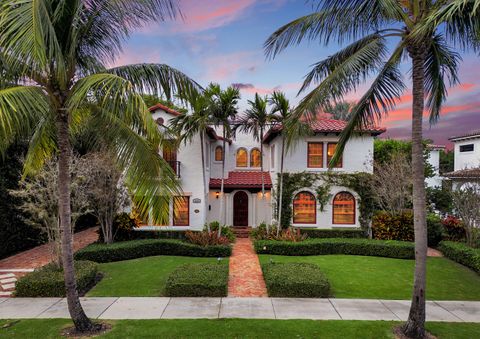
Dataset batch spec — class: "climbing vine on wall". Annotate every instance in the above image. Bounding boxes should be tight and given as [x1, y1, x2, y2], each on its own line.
[274, 171, 375, 232]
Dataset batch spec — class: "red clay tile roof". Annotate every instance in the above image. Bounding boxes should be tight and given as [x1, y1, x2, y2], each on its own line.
[206, 126, 232, 144]
[444, 168, 480, 179]
[148, 103, 182, 116]
[449, 129, 480, 141]
[263, 118, 386, 143]
[210, 171, 272, 189]
[427, 144, 446, 150]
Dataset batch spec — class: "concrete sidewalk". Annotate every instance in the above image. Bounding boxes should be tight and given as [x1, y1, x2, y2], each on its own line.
[0, 297, 479, 322]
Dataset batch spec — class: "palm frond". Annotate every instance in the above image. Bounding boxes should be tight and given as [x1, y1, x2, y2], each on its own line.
[23, 114, 57, 176]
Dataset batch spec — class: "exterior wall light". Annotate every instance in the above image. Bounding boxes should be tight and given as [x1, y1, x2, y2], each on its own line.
[215, 191, 220, 199]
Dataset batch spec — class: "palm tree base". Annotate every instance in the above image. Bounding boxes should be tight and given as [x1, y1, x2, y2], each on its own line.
[62, 322, 110, 337]
[399, 322, 431, 339]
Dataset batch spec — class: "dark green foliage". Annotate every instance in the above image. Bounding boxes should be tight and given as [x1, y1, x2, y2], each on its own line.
[75, 213, 98, 232]
[165, 263, 228, 297]
[439, 241, 480, 274]
[439, 149, 454, 174]
[0, 142, 44, 259]
[262, 262, 331, 298]
[427, 186, 453, 214]
[74, 239, 231, 263]
[141, 94, 188, 113]
[300, 228, 366, 238]
[15, 261, 98, 297]
[426, 214, 444, 247]
[254, 238, 414, 259]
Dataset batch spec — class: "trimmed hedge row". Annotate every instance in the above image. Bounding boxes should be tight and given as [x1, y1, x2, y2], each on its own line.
[15, 261, 98, 297]
[74, 239, 231, 263]
[254, 238, 414, 259]
[439, 241, 480, 274]
[262, 262, 331, 298]
[165, 263, 228, 297]
[298, 228, 366, 239]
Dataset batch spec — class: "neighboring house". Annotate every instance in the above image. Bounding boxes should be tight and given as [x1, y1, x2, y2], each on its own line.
[426, 144, 445, 188]
[141, 104, 385, 231]
[445, 129, 480, 188]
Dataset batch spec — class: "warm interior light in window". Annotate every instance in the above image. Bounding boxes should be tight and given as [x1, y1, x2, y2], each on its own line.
[215, 191, 220, 199]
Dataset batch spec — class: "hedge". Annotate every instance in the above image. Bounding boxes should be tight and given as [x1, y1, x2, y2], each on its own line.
[262, 262, 331, 298]
[254, 238, 414, 259]
[298, 228, 366, 239]
[15, 261, 98, 297]
[438, 241, 480, 274]
[165, 263, 228, 297]
[74, 239, 231, 263]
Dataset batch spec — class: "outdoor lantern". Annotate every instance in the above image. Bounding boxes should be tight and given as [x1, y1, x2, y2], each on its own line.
[215, 191, 220, 199]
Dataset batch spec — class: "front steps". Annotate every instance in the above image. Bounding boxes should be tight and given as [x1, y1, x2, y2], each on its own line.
[0, 270, 33, 297]
[232, 226, 251, 239]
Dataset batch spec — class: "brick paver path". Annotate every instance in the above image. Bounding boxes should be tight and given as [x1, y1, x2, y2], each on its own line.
[228, 238, 267, 297]
[427, 247, 444, 257]
[0, 227, 98, 297]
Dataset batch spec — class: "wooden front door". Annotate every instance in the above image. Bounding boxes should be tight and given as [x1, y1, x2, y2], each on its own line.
[233, 191, 249, 227]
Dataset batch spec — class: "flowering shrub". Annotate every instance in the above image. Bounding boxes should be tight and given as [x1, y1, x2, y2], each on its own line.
[185, 230, 230, 247]
[250, 223, 306, 242]
[203, 221, 235, 242]
[372, 211, 414, 242]
[442, 215, 465, 241]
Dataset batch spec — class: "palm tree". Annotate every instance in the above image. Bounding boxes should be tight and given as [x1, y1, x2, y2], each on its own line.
[0, 0, 198, 333]
[324, 101, 354, 121]
[265, 1, 478, 337]
[210, 85, 240, 233]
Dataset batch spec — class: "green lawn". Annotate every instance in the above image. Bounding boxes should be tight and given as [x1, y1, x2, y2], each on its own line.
[0, 319, 479, 339]
[259, 255, 480, 300]
[87, 256, 228, 297]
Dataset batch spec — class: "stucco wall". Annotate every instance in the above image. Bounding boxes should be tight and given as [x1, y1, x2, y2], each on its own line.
[426, 149, 443, 188]
[454, 138, 480, 171]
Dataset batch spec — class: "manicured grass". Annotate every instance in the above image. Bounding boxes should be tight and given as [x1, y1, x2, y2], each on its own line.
[87, 256, 228, 297]
[0, 319, 479, 339]
[259, 255, 480, 300]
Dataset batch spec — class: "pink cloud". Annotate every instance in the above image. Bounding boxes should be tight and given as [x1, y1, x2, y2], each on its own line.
[201, 51, 260, 82]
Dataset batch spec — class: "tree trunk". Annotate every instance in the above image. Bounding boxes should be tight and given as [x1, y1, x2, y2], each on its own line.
[260, 128, 265, 226]
[57, 107, 95, 332]
[277, 138, 285, 236]
[403, 47, 428, 339]
[218, 131, 226, 236]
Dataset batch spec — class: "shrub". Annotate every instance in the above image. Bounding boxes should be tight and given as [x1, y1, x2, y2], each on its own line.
[426, 213, 444, 247]
[254, 238, 414, 259]
[275, 228, 307, 242]
[442, 215, 466, 241]
[262, 262, 331, 298]
[438, 241, 480, 274]
[299, 228, 366, 239]
[250, 223, 279, 240]
[185, 231, 230, 246]
[15, 261, 98, 297]
[74, 239, 231, 263]
[165, 263, 228, 297]
[372, 211, 414, 242]
[203, 222, 236, 242]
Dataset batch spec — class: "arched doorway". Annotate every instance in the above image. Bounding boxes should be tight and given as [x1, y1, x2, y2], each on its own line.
[233, 191, 249, 227]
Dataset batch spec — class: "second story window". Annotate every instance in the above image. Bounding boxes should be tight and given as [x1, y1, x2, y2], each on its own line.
[308, 142, 323, 168]
[250, 148, 261, 168]
[236, 148, 248, 167]
[460, 144, 474, 152]
[215, 146, 223, 161]
[327, 143, 343, 168]
[163, 140, 179, 176]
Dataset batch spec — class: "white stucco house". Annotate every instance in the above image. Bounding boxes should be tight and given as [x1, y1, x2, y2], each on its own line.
[140, 103, 385, 231]
[426, 144, 445, 188]
[445, 129, 480, 188]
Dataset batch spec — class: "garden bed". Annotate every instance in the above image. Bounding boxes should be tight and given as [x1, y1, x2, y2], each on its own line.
[165, 263, 228, 297]
[438, 241, 480, 273]
[74, 239, 231, 263]
[15, 261, 99, 297]
[262, 262, 331, 298]
[254, 238, 414, 259]
[297, 228, 366, 239]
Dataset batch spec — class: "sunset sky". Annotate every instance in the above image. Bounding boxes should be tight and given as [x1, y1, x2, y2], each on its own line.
[116, 0, 480, 148]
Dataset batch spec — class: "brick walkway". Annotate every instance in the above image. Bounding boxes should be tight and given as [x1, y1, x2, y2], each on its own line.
[228, 238, 267, 297]
[0, 227, 98, 297]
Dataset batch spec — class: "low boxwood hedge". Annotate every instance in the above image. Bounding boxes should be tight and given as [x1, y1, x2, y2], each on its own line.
[15, 261, 98, 297]
[262, 262, 331, 298]
[438, 241, 480, 273]
[74, 239, 231, 263]
[165, 263, 228, 297]
[254, 238, 414, 259]
[298, 228, 366, 239]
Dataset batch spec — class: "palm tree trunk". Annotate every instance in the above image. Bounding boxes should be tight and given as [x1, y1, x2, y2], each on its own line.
[277, 138, 285, 236]
[260, 128, 265, 226]
[403, 47, 428, 339]
[218, 131, 226, 236]
[57, 107, 95, 332]
[200, 131, 209, 232]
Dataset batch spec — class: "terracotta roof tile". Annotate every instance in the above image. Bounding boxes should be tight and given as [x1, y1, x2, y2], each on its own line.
[148, 103, 182, 116]
[449, 129, 480, 141]
[444, 168, 480, 179]
[210, 171, 272, 189]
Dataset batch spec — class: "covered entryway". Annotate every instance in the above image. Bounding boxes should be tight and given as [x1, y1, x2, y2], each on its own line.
[233, 191, 248, 227]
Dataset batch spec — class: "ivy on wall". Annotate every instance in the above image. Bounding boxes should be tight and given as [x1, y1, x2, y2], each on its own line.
[274, 171, 375, 232]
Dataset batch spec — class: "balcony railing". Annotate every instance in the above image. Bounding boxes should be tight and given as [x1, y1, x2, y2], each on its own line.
[167, 160, 181, 178]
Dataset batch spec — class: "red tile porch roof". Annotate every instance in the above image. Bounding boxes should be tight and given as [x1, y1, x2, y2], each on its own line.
[210, 171, 272, 189]
[444, 168, 480, 179]
[148, 103, 182, 116]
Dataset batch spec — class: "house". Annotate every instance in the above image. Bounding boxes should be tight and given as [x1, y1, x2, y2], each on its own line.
[444, 129, 480, 188]
[426, 144, 445, 188]
[139, 104, 385, 231]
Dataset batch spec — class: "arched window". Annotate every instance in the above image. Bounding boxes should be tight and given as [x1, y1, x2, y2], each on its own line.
[293, 191, 316, 224]
[236, 148, 248, 167]
[250, 148, 261, 168]
[333, 192, 355, 224]
[215, 146, 223, 161]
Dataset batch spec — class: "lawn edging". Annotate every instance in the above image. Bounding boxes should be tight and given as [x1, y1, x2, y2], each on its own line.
[75, 239, 231, 263]
[254, 238, 414, 259]
[438, 241, 480, 273]
[165, 263, 228, 297]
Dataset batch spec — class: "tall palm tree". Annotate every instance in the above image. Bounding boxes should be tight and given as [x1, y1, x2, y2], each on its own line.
[324, 101, 354, 121]
[0, 0, 198, 332]
[265, 1, 478, 337]
[209, 85, 240, 233]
